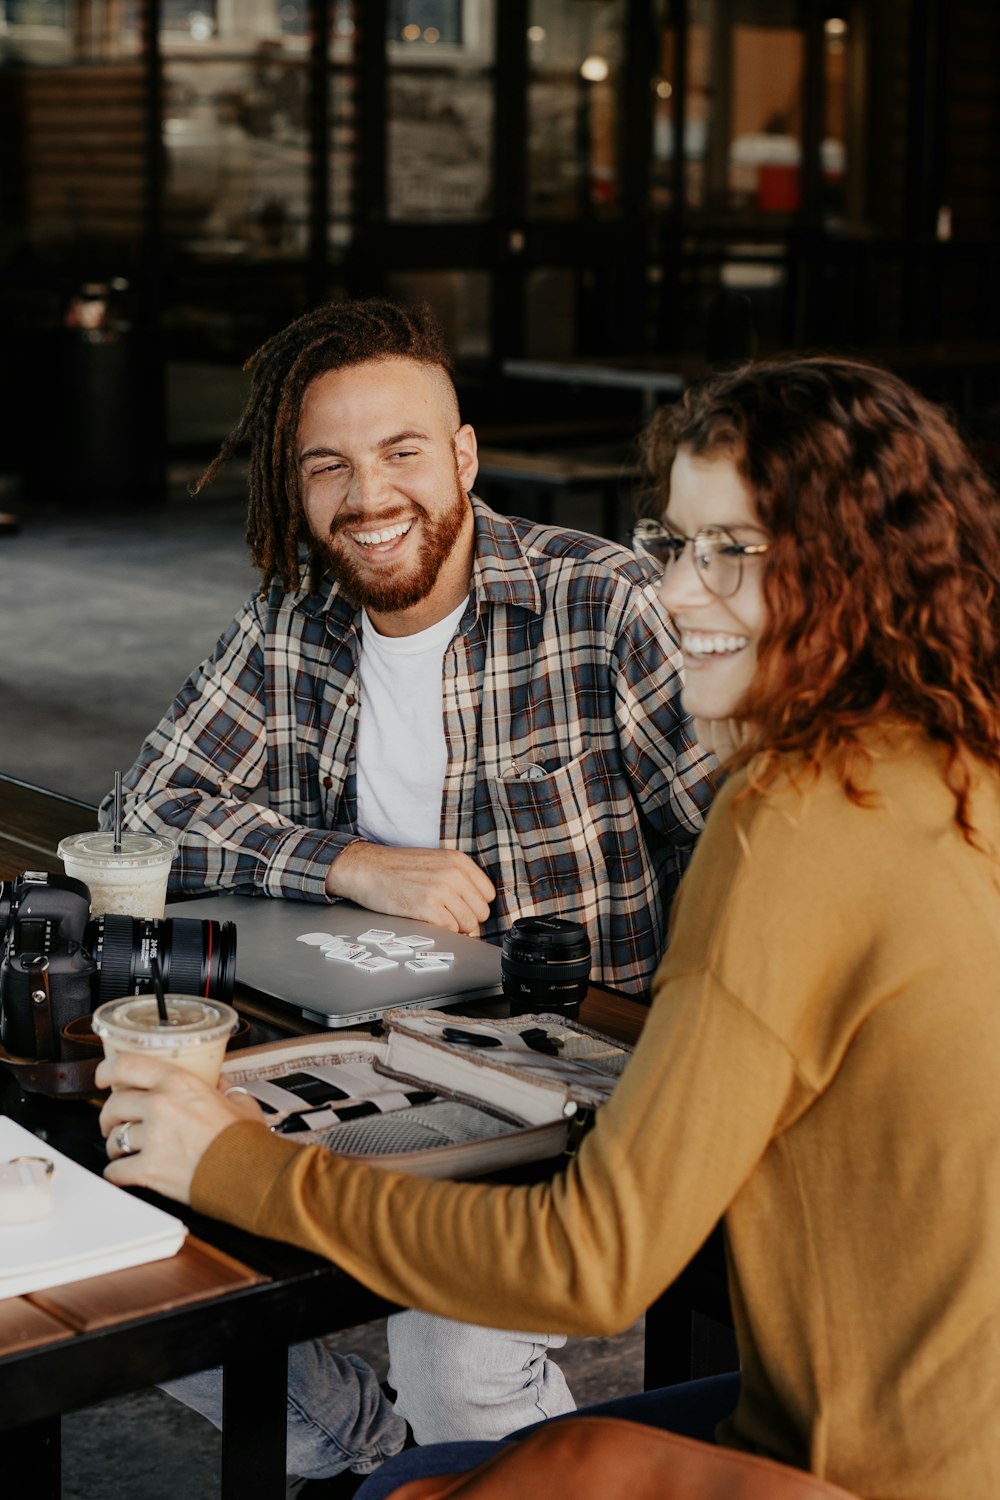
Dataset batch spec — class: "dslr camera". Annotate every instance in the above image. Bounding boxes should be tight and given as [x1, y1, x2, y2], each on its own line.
[0, 870, 236, 1061]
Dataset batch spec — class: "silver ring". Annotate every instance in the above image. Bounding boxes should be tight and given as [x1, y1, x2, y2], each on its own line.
[114, 1121, 134, 1156]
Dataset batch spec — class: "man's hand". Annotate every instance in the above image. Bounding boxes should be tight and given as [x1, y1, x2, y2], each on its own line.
[325, 843, 495, 935]
[97, 1055, 265, 1203]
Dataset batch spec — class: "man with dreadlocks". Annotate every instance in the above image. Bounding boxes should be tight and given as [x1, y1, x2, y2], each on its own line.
[101, 298, 713, 1491]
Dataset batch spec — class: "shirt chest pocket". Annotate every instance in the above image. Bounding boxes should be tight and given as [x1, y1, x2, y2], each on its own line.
[485, 747, 610, 903]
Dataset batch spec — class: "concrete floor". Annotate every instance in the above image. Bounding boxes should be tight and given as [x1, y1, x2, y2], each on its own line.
[1, 474, 649, 1498]
[1, 469, 257, 805]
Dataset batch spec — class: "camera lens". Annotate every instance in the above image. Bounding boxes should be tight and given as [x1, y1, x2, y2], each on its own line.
[90, 916, 237, 1005]
[501, 917, 592, 1018]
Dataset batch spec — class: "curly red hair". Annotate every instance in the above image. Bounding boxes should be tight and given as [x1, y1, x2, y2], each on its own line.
[641, 355, 1000, 836]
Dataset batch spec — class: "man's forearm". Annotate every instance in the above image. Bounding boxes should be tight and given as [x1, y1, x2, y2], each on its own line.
[99, 784, 356, 902]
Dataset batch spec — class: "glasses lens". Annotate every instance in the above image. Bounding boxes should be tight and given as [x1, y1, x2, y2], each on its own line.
[695, 530, 742, 599]
[632, 523, 681, 577]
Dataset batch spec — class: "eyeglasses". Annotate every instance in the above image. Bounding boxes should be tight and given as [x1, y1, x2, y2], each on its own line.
[632, 519, 770, 600]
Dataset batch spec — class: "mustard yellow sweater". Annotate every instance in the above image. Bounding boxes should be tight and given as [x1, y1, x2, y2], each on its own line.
[194, 727, 1000, 1499]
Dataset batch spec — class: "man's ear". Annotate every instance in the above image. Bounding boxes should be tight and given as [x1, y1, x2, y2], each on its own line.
[454, 423, 479, 494]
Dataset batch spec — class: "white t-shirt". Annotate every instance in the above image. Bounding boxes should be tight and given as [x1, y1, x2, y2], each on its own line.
[356, 597, 468, 848]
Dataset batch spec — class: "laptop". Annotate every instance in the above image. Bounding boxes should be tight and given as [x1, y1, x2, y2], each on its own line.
[166, 893, 504, 1028]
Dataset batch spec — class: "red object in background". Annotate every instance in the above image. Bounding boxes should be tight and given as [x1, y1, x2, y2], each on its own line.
[757, 163, 800, 212]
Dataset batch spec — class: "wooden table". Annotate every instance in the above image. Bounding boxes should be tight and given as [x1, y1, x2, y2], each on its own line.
[1, 774, 719, 1496]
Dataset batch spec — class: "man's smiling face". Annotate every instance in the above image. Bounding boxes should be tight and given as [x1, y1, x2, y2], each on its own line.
[297, 356, 479, 632]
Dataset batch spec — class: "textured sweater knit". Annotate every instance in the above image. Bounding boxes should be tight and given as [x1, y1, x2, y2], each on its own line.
[193, 726, 1000, 1500]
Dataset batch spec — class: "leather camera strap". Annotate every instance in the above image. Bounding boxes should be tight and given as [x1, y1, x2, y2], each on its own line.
[0, 1044, 99, 1096]
[28, 957, 56, 1062]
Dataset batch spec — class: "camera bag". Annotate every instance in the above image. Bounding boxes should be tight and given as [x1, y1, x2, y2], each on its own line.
[219, 1008, 631, 1177]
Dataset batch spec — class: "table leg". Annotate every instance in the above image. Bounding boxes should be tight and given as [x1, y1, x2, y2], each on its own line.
[9, 1416, 61, 1496]
[221, 1340, 289, 1499]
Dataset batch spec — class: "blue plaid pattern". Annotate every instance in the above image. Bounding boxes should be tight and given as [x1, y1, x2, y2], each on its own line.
[101, 500, 714, 994]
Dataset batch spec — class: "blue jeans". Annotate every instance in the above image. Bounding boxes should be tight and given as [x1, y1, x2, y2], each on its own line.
[352, 1373, 742, 1500]
[161, 1311, 574, 1480]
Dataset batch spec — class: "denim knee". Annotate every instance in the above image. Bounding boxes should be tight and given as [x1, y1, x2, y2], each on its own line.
[386, 1312, 574, 1445]
[160, 1337, 406, 1480]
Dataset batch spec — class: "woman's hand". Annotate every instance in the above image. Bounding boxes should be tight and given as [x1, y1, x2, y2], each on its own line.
[97, 1055, 265, 1203]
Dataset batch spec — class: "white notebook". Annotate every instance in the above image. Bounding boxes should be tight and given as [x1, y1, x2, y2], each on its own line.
[0, 1117, 188, 1301]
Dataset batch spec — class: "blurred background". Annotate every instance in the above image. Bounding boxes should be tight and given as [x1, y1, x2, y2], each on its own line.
[1, 0, 999, 799]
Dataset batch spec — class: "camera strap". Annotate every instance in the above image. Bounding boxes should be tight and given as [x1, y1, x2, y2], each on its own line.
[27, 956, 56, 1062]
[0, 1042, 100, 1097]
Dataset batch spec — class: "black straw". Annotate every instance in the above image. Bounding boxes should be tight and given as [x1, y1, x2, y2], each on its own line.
[150, 956, 169, 1027]
[112, 770, 123, 854]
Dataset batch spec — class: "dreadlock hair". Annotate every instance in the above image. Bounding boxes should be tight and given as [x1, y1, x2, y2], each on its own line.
[641, 354, 1000, 842]
[195, 298, 456, 593]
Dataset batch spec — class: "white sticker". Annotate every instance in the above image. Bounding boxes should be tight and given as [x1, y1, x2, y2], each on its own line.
[357, 927, 396, 942]
[428, 952, 455, 962]
[396, 935, 435, 949]
[297, 932, 337, 946]
[405, 956, 451, 972]
[325, 944, 370, 962]
[375, 939, 412, 957]
[354, 956, 399, 974]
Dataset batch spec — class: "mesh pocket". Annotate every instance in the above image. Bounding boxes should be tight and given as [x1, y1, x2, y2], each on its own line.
[310, 1101, 517, 1156]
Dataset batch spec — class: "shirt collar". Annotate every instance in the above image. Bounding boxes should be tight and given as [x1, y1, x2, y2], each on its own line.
[467, 496, 543, 616]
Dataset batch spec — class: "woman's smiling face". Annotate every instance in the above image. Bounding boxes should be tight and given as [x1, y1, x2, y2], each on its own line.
[657, 446, 770, 723]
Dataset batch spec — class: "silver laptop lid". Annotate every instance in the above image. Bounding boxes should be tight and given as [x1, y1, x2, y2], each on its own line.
[165, 894, 504, 1027]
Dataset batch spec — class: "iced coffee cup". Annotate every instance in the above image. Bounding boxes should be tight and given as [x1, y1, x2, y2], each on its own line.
[92, 995, 238, 1086]
[58, 831, 177, 920]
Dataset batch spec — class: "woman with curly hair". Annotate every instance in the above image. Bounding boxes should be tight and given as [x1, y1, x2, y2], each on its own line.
[98, 356, 1000, 1500]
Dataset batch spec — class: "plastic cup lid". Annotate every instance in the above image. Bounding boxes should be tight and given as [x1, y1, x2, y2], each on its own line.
[57, 831, 177, 868]
[92, 995, 236, 1042]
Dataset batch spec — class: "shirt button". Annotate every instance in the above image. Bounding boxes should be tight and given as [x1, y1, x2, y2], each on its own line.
[323, 776, 334, 789]
[345, 694, 356, 708]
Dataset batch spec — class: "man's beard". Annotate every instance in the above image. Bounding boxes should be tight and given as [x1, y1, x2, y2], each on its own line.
[317, 473, 470, 615]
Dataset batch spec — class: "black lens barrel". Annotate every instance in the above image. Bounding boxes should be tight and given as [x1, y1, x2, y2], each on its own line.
[91, 916, 237, 1004]
[501, 917, 592, 1017]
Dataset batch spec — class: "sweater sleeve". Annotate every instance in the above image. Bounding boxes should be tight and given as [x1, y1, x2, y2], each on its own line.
[192, 961, 803, 1336]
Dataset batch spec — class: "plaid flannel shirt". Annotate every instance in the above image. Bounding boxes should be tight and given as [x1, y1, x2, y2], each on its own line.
[103, 500, 715, 994]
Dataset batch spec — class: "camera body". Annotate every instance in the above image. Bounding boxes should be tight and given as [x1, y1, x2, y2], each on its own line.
[0, 872, 97, 1053]
[0, 870, 236, 1060]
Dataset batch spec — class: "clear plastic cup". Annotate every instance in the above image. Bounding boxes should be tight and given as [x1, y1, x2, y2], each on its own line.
[92, 995, 238, 1086]
[58, 830, 177, 920]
